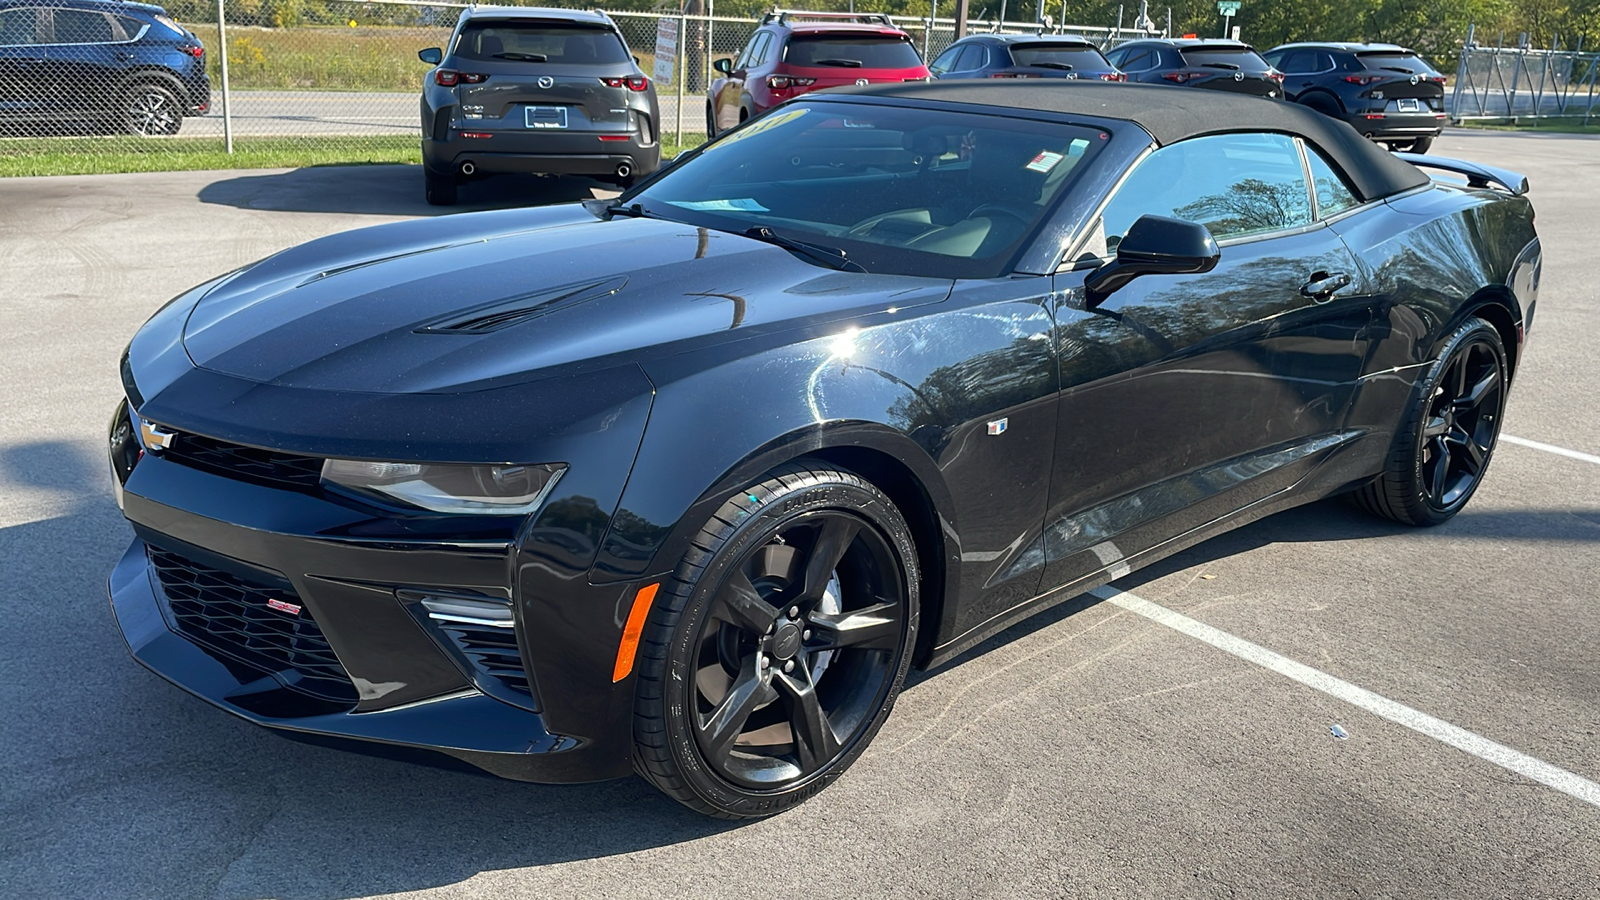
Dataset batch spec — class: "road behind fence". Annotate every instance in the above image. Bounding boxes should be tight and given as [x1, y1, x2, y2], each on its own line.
[0, 0, 1149, 169]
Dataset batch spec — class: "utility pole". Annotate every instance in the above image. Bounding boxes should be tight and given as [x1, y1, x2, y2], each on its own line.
[954, 0, 969, 38]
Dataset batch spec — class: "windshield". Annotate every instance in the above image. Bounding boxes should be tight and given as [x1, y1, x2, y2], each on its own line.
[625, 102, 1106, 278]
[1179, 47, 1269, 70]
[453, 22, 630, 64]
[1358, 52, 1438, 75]
[1009, 44, 1110, 70]
[784, 35, 924, 69]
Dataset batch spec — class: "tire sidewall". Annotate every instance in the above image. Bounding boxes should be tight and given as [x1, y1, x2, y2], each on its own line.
[656, 475, 919, 817]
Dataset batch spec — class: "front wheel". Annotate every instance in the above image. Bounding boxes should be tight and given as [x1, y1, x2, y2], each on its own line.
[633, 462, 919, 819]
[1354, 317, 1507, 526]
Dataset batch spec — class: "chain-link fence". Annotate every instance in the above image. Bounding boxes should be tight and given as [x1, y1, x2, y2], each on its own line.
[1451, 27, 1600, 123]
[0, 0, 1148, 171]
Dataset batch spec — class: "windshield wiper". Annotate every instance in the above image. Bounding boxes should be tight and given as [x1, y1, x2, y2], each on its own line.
[1198, 62, 1240, 70]
[743, 226, 865, 272]
[812, 58, 864, 68]
[605, 202, 648, 218]
[494, 52, 547, 62]
[1379, 66, 1418, 74]
[1028, 61, 1074, 70]
[583, 199, 671, 222]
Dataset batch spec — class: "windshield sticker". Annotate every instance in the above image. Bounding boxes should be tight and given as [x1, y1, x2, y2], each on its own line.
[704, 108, 809, 151]
[670, 198, 771, 212]
[1025, 151, 1065, 173]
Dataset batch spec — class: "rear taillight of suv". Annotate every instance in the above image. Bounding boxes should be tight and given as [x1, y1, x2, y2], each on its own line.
[436, 71, 488, 87]
[1100, 72, 1127, 81]
[180, 44, 203, 58]
[766, 75, 816, 90]
[1343, 74, 1385, 86]
[600, 76, 650, 91]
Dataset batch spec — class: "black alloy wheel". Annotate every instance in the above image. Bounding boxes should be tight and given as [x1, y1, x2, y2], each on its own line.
[633, 462, 918, 818]
[1355, 317, 1508, 525]
[124, 83, 183, 136]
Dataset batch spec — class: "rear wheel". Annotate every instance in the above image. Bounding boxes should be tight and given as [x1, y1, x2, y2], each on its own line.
[424, 168, 458, 206]
[633, 462, 919, 819]
[1354, 318, 1507, 526]
[122, 83, 182, 136]
[1409, 135, 1434, 153]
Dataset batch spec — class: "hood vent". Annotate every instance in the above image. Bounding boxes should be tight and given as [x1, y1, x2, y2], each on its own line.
[417, 275, 629, 335]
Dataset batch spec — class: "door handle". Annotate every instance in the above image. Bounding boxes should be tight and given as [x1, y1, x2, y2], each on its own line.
[1301, 271, 1352, 302]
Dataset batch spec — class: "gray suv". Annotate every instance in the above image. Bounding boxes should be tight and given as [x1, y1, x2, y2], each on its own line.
[417, 7, 661, 205]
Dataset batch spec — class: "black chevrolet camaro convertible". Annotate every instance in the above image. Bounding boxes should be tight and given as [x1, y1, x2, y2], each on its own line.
[109, 82, 1541, 818]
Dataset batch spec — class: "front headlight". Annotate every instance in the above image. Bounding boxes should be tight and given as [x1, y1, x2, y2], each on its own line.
[320, 460, 565, 515]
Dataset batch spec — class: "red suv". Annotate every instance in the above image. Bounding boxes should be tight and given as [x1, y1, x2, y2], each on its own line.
[708, 11, 929, 136]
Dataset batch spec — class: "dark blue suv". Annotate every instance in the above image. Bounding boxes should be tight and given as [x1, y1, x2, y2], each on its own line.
[0, 0, 209, 136]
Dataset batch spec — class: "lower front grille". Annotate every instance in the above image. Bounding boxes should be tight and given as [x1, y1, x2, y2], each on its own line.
[437, 621, 532, 697]
[148, 547, 357, 703]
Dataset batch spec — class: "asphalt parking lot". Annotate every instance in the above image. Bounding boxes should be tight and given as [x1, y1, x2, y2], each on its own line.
[1, 129, 1596, 899]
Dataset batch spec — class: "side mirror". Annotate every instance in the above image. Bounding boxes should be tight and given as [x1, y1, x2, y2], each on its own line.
[1085, 215, 1219, 305]
[418, 47, 443, 65]
[713, 57, 733, 75]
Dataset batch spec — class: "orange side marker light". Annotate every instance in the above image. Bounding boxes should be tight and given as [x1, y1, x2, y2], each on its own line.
[612, 582, 660, 682]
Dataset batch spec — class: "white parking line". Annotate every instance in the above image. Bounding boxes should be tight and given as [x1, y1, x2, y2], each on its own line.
[1501, 434, 1600, 466]
[1090, 585, 1600, 811]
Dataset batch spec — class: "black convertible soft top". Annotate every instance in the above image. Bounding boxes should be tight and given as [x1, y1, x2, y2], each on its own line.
[827, 81, 1431, 201]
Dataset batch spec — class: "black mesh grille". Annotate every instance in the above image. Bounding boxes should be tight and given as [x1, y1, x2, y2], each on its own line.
[160, 433, 324, 490]
[436, 621, 532, 697]
[148, 547, 357, 703]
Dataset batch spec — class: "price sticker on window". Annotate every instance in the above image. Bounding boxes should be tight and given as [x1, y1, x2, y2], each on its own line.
[1026, 150, 1065, 173]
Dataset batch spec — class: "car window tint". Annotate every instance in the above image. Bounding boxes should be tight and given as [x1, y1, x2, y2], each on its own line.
[1010, 44, 1108, 70]
[1279, 50, 1316, 73]
[1358, 52, 1437, 75]
[52, 8, 115, 44]
[1179, 47, 1268, 70]
[455, 23, 630, 64]
[0, 8, 40, 44]
[1305, 145, 1360, 218]
[1314, 51, 1336, 70]
[929, 45, 961, 75]
[734, 34, 759, 69]
[750, 32, 773, 66]
[952, 44, 983, 71]
[784, 35, 922, 69]
[115, 15, 146, 38]
[1117, 48, 1152, 71]
[1101, 132, 1313, 248]
[636, 103, 1107, 278]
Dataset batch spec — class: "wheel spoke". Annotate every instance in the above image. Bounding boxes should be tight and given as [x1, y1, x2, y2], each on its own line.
[775, 664, 840, 773]
[1427, 438, 1451, 498]
[808, 601, 900, 652]
[797, 517, 860, 609]
[715, 570, 780, 636]
[1457, 367, 1500, 409]
[1449, 430, 1488, 473]
[1422, 414, 1450, 438]
[1451, 352, 1471, 399]
[699, 654, 776, 766]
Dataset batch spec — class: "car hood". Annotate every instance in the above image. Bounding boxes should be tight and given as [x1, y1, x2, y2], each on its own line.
[181, 207, 953, 394]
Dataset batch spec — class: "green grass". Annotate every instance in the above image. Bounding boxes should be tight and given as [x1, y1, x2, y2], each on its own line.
[0, 135, 419, 177]
[0, 133, 706, 177]
[1455, 118, 1600, 135]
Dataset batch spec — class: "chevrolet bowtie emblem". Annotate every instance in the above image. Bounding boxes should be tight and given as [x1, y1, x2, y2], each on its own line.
[138, 418, 177, 452]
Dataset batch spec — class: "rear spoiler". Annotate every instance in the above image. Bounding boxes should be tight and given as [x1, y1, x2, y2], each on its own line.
[1395, 152, 1529, 196]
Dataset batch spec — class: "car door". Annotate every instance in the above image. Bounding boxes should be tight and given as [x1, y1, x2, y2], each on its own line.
[1040, 132, 1372, 589]
[39, 7, 122, 122]
[0, 5, 47, 119]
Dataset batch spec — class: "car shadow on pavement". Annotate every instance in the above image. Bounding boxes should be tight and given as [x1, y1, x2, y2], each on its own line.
[197, 164, 619, 217]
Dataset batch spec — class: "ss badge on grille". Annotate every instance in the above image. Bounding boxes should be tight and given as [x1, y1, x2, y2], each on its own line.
[267, 598, 303, 615]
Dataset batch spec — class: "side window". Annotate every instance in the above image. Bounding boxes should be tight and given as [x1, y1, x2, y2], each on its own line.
[1279, 50, 1315, 74]
[1118, 49, 1152, 72]
[1313, 51, 1335, 71]
[1100, 132, 1313, 250]
[51, 8, 116, 44]
[1304, 145, 1360, 218]
[0, 8, 41, 45]
[750, 33, 773, 67]
[734, 33, 760, 70]
[929, 45, 961, 75]
[952, 44, 983, 71]
[115, 15, 146, 40]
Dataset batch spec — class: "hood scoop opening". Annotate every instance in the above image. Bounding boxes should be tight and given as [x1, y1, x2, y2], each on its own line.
[416, 276, 629, 334]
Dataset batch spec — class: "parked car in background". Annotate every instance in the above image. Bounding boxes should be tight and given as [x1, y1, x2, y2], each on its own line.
[708, 10, 929, 136]
[1105, 37, 1282, 97]
[417, 6, 661, 205]
[1262, 42, 1447, 152]
[0, 0, 208, 136]
[929, 33, 1124, 81]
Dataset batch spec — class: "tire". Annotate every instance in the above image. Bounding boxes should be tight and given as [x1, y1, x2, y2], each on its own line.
[1409, 135, 1434, 154]
[424, 168, 458, 206]
[1353, 317, 1507, 526]
[1301, 94, 1341, 118]
[122, 82, 183, 136]
[633, 461, 920, 819]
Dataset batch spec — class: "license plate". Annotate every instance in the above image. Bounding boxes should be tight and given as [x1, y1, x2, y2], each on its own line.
[525, 106, 568, 129]
[1397, 98, 1420, 112]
